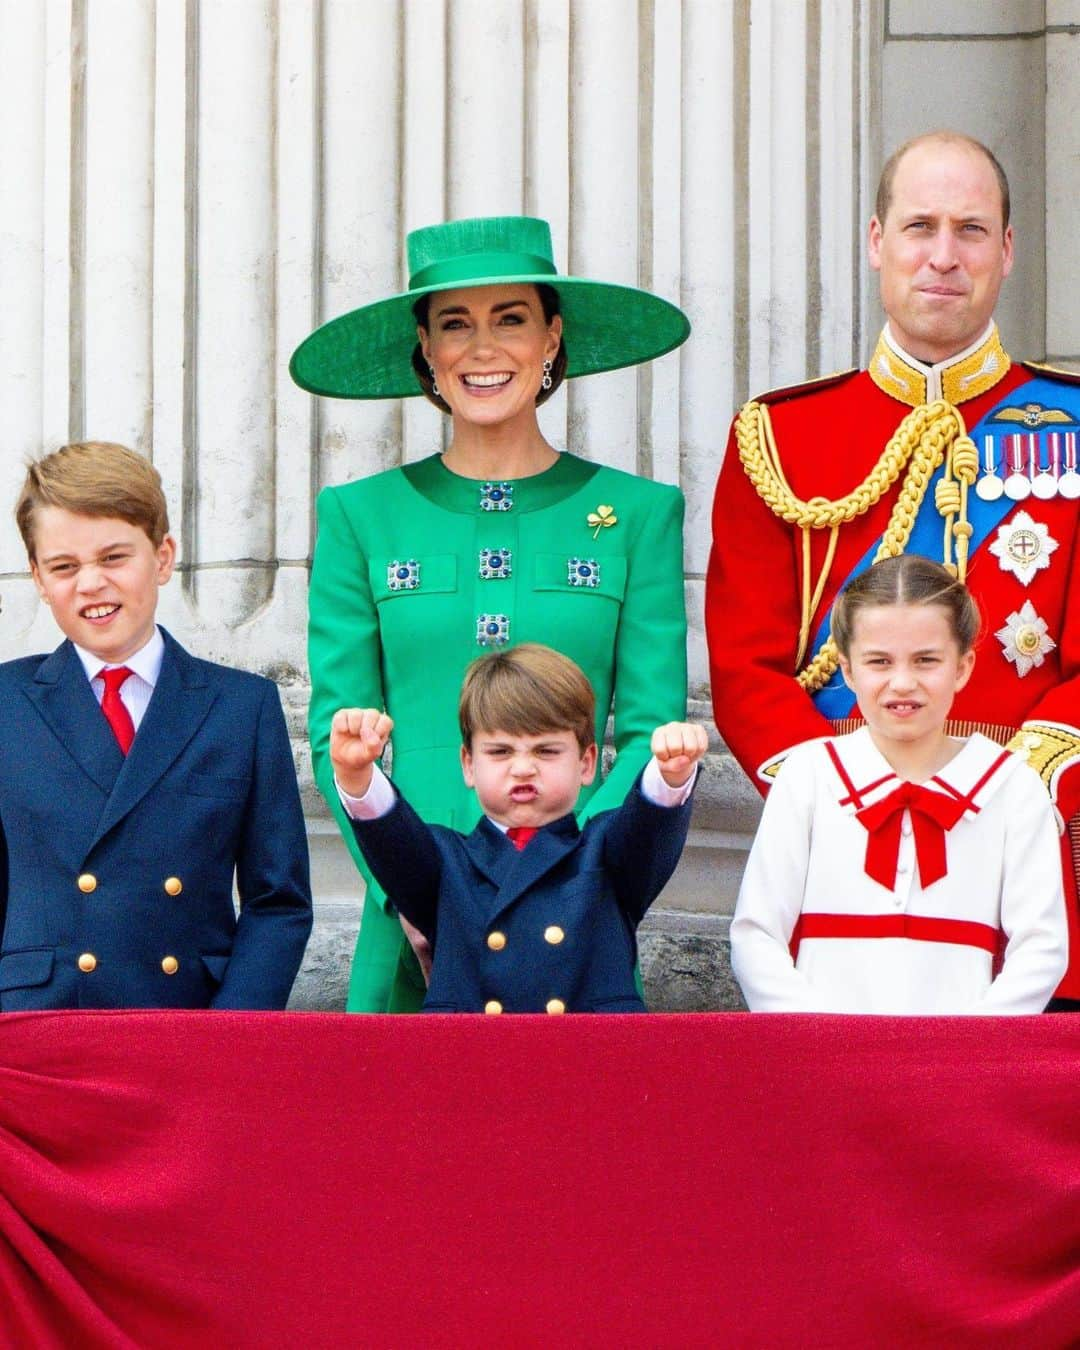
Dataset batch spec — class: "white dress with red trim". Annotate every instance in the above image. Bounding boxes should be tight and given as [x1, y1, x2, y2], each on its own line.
[730, 728, 1067, 1014]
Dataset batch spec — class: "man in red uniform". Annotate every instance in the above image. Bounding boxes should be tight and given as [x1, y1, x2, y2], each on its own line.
[707, 130, 1080, 1009]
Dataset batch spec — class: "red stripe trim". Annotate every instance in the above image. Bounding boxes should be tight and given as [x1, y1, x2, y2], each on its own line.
[789, 912, 1001, 960]
[965, 749, 1012, 806]
[931, 749, 1011, 813]
[824, 742, 896, 810]
[824, 740, 862, 807]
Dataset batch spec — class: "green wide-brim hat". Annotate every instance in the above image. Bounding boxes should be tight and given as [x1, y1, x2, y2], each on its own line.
[289, 215, 691, 400]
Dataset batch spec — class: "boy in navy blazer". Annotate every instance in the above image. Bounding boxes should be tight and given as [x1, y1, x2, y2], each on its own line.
[331, 644, 706, 1013]
[0, 441, 312, 1010]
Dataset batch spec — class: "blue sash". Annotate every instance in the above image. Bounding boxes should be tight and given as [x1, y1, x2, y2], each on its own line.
[810, 375, 1080, 717]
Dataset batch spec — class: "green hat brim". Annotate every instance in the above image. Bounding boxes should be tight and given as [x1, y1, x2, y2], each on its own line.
[289, 274, 690, 400]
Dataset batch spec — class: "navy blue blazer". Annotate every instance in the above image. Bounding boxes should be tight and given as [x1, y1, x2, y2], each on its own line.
[0, 628, 312, 1010]
[349, 774, 693, 1013]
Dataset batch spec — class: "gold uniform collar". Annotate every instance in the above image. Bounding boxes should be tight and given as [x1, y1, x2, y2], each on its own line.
[868, 323, 1011, 406]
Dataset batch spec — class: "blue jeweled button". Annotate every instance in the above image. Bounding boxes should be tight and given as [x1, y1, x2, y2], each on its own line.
[479, 548, 513, 580]
[567, 557, 600, 588]
[480, 481, 514, 512]
[476, 613, 510, 647]
[386, 559, 420, 591]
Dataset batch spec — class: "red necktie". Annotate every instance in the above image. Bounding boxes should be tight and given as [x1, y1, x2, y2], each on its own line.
[99, 666, 136, 754]
[506, 825, 538, 850]
[855, 782, 967, 891]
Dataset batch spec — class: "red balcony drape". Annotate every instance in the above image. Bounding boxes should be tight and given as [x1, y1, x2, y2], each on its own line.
[1, 1011, 1077, 1348]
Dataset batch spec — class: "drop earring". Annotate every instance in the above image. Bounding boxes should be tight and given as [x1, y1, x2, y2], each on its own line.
[428, 365, 441, 397]
[541, 358, 553, 391]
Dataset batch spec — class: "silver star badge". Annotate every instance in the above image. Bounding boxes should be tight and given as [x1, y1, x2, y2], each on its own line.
[988, 510, 1058, 587]
[995, 600, 1056, 677]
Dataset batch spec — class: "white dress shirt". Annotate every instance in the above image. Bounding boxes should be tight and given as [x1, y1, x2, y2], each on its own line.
[73, 627, 165, 733]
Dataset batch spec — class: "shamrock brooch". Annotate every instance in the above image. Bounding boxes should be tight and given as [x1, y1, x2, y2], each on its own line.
[587, 504, 617, 539]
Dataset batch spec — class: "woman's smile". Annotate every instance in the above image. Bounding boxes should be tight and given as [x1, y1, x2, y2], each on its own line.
[461, 371, 513, 390]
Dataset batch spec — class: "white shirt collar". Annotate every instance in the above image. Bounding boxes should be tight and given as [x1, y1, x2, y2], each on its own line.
[830, 725, 1022, 812]
[74, 626, 166, 688]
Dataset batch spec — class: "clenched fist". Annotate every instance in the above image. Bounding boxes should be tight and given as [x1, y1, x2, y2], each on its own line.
[330, 708, 394, 798]
[650, 721, 709, 788]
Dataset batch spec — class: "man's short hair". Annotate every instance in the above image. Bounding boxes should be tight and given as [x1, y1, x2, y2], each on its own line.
[16, 441, 170, 561]
[875, 130, 1011, 231]
[459, 643, 596, 752]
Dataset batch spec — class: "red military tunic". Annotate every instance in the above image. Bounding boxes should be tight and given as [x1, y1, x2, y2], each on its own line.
[707, 323, 1080, 997]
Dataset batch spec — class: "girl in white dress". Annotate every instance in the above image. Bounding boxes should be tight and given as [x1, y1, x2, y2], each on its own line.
[731, 555, 1067, 1014]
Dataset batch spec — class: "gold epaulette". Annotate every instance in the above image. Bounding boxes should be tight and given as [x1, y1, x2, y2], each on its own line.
[1007, 722, 1080, 801]
[1021, 360, 1080, 387]
[751, 367, 859, 407]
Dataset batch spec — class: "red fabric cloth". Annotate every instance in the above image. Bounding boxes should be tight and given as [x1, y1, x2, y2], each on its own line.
[506, 825, 539, 850]
[98, 667, 135, 754]
[0, 1012, 1077, 1349]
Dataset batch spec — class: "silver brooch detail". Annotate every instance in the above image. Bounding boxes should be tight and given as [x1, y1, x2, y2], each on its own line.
[476, 614, 510, 647]
[567, 557, 600, 588]
[995, 601, 1056, 677]
[387, 560, 420, 591]
[479, 549, 512, 580]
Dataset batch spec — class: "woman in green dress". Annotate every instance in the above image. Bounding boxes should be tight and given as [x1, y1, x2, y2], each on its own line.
[291, 215, 691, 1011]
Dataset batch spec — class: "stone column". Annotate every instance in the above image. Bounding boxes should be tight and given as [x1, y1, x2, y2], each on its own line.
[877, 0, 1050, 360]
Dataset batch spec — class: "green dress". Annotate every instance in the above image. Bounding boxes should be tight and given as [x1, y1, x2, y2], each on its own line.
[308, 450, 688, 1011]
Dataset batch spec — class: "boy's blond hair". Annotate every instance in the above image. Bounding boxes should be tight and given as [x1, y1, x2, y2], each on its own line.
[16, 442, 170, 560]
[459, 644, 596, 752]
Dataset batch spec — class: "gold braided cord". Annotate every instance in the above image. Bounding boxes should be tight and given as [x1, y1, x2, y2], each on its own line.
[736, 398, 974, 694]
[740, 399, 934, 683]
[737, 399, 924, 528]
[948, 435, 978, 577]
[795, 522, 840, 669]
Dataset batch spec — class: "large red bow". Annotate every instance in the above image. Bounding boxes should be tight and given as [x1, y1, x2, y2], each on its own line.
[855, 783, 968, 891]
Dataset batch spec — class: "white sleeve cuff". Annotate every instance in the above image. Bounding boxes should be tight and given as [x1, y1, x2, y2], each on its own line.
[641, 757, 697, 807]
[336, 762, 396, 820]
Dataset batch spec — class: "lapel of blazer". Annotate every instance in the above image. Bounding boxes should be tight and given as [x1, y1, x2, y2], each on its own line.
[88, 629, 218, 850]
[23, 641, 126, 795]
[460, 817, 508, 889]
[464, 813, 583, 920]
